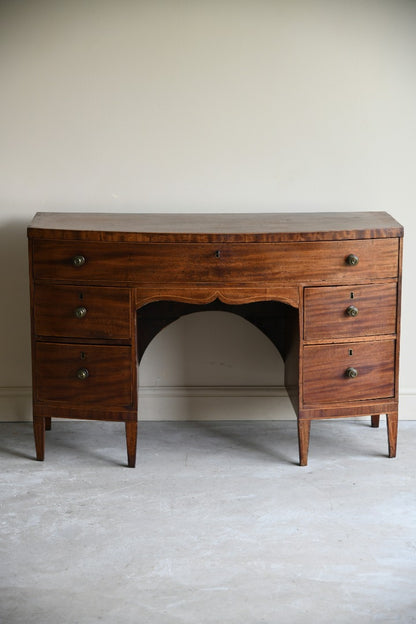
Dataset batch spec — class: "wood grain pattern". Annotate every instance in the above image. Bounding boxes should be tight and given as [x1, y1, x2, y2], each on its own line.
[28, 211, 403, 242]
[303, 339, 395, 406]
[27, 211, 403, 467]
[304, 282, 397, 341]
[35, 343, 134, 407]
[135, 285, 300, 309]
[34, 284, 132, 340]
[32, 238, 399, 284]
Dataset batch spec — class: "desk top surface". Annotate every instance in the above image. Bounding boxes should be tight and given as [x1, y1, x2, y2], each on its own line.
[28, 211, 403, 243]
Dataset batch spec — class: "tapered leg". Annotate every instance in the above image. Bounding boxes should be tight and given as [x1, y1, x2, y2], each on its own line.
[386, 411, 398, 458]
[371, 414, 380, 428]
[125, 421, 137, 468]
[297, 418, 311, 466]
[45, 417, 52, 431]
[33, 415, 45, 461]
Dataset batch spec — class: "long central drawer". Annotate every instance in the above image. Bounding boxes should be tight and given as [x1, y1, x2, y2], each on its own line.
[31, 238, 399, 285]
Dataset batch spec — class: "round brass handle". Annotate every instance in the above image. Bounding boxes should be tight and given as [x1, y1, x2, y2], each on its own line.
[346, 305, 359, 317]
[76, 367, 89, 380]
[346, 254, 359, 266]
[72, 255, 86, 267]
[346, 367, 358, 378]
[74, 306, 87, 319]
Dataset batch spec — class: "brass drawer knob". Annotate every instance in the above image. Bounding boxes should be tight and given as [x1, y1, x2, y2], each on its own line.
[346, 367, 358, 378]
[346, 305, 359, 317]
[76, 367, 89, 380]
[346, 254, 359, 266]
[72, 254, 86, 267]
[74, 306, 87, 319]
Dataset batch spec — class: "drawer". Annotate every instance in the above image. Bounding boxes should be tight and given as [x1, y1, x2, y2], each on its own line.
[33, 285, 131, 339]
[34, 343, 134, 407]
[31, 238, 399, 284]
[304, 283, 397, 341]
[303, 340, 395, 406]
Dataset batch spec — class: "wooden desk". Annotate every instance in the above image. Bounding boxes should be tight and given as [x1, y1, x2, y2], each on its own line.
[27, 212, 403, 466]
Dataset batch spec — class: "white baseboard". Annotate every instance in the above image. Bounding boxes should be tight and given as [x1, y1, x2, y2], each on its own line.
[138, 385, 294, 421]
[0, 386, 415, 422]
[0, 387, 33, 422]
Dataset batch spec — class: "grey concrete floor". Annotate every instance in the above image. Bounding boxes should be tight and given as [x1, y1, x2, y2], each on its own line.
[1, 419, 416, 624]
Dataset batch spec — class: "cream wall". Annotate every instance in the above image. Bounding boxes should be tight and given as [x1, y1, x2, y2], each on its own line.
[1, 0, 415, 421]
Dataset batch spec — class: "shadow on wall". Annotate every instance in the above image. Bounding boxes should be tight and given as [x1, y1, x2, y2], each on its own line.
[138, 310, 292, 421]
[0, 219, 32, 389]
[139, 309, 286, 387]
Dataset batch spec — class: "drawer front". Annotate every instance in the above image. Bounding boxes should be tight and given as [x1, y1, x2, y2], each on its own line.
[34, 343, 134, 407]
[304, 283, 397, 341]
[33, 285, 131, 339]
[303, 340, 395, 406]
[32, 238, 399, 284]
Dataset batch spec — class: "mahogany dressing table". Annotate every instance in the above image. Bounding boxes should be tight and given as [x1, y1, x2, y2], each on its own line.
[27, 212, 403, 466]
